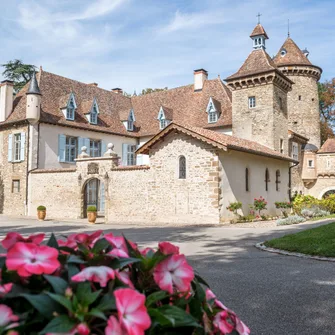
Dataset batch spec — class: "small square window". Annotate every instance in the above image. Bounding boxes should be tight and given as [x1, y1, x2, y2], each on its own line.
[308, 159, 314, 168]
[12, 180, 20, 193]
[248, 96, 256, 108]
[298, 95, 302, 101]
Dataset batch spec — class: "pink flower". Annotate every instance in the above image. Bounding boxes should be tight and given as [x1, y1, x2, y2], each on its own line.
[206, 288, 227, 310]
[105, 234, 129, 258]
[73, 230, 102, 245]
[2, 232, 45, 250]
[71, 266, 115, 287]
[6, 243, 60, 277]
[0, 283, 13, 297]
[232, 315, 250, 335]
[213, 310, 234, 334]
[116, 270, 134, 288]
[153, 254, 194, 294]
[0, 305, 19, 329]
[77, 323, 90, 335]
[140, 247, 154, 256]
[115, 288, 151, 335]
[105, 316, 126, 335]
[158, 241, 180, 255]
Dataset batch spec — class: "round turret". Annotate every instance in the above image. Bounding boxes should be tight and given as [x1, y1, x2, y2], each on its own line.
[26, 72, 42, 124]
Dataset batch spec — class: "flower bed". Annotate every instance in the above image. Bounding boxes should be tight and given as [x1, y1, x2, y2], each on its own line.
[0, 231, 249, 335]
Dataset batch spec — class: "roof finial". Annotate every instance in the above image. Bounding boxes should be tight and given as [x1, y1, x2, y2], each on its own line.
[256, 12, 262, 24]
[287, 19, 290, 37]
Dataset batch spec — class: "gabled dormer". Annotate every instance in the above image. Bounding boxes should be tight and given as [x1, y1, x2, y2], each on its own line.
[206, 97, 220, 123]
[121, 109, 136, 131]
[157, 106, 172, 130]
[84, 98, 99, 124]
[61, 93, 77, 121]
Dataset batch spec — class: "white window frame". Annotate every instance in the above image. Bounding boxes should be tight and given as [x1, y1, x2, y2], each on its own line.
[65, 136, 78, 163]
[160, 119, 167, 130]
[127, 145, 136, 166]
[292, 142, 298, 160]
[90, 107, 98, 124]
[12, 180, 20, 193]
[66, 94, 77, 121]
[308, 159, 314, 168]
[13, 133, 22, 162]
[127, 120, 134, 131]
[248, 96, 256, 108]
[208, 111, 218, 123]
[90, 139, 101, 157]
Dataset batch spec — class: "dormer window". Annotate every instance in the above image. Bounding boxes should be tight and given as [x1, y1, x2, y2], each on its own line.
[85, 98, 99, 125]
[65, 93, 77, 120]
[157, 106, 172, 130]
[206, 97, 219, 124]
[127, 109, 135, 131]
[90, 106, 98, 124]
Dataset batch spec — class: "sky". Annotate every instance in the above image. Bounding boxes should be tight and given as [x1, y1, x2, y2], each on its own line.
[0, 0, 334, 93]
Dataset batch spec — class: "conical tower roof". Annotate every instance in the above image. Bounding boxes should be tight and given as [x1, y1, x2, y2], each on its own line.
[273, 37, 312, 66]
[26, 71, 41, 95]
[250, 24, 269, 39]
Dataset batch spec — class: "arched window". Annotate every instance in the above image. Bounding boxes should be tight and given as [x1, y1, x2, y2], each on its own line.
[245, 168, 249, 192]
[265, 168, 270, 191]
[179, 156, 186, 179]
[276, 170, 280, 191]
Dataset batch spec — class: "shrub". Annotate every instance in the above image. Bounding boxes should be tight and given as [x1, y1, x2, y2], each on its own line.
[292, 194, 319, 214]
[87, 205, 97, 212]
[237, 214, 255, 223]
[0, 231, 250, 334]
[301, 207, 330, 218]
[226, 201, 242, 214]
[275, 201, 292, 218]
[253, 196, 267, 215]
[276, 215, 306, 226]
[320, 194, 335, 213]
[37, 205, 46, 211]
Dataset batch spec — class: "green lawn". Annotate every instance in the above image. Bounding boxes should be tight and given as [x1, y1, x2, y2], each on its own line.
[264, 222, 335, 257]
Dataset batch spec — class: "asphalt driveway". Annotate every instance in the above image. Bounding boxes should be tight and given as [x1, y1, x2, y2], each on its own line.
[0, 216, 334, 334]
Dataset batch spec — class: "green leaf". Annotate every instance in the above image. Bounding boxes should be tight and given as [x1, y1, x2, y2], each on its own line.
[92, 238, 110, 253]
[47, 233, 59, 249]
[21, 293, 63, 320]
[46, 292, 73, 312]
[87, 308, 107, 320]
[76, 282, 102, 306]
[39, 315, 76, 334]
[118, 257, 141, 268]
[96, 293, 116, 311]
[149, 308, 173, 327]
[44, 275, 68, 295]
[146, 291, 168, 307]
[195, 274, 209, 288]
[157, 305, 201, 328]
[193, 279, 206, 303]
[68, 263, 80, 280]
[67, 255, 86, 264]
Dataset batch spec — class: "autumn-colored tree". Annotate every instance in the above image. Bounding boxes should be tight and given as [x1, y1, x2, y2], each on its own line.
[318, 79, 335, 144]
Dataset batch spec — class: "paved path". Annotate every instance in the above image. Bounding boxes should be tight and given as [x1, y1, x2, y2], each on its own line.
[1, 215, 335, 335]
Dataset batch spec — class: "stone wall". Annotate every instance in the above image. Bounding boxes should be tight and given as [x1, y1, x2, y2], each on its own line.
[231, 83, 288, 154]
[0, 124, 29, 216]
[285, 73, 320, 148]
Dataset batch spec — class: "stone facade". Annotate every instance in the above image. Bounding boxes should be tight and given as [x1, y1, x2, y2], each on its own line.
[0, 124, 29, 216]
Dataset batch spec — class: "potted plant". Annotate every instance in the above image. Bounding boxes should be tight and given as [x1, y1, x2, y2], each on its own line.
[87, 205, 97, 224]
[37, 205, 46, 221]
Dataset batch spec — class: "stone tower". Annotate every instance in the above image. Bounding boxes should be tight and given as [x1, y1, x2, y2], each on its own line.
[273, 37, 322, 148]
[26, 71, 42, 124]
[225, 24, 292, 154]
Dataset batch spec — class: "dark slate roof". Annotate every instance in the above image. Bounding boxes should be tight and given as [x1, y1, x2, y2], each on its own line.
[26, 72, 41, 95]
[302, 143, 319, 152]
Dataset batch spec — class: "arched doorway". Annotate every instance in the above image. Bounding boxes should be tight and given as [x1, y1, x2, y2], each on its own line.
[83, 178, 105, 218]
[322, 189, 335, 199]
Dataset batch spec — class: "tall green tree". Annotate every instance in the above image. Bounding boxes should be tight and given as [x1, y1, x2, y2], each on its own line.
[318, 79, 335, 144]
[1, 59, 37, 93]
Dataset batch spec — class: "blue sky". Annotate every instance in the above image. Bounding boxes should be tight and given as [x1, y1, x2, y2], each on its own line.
[0, 0, 334, 93]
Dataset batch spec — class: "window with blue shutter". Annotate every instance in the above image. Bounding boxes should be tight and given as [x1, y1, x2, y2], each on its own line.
[101, 141, 107, 156]
[20, 132, 25, 161]
[58, 134, 66, 162]
[122, 143, 128, 166]
[8, 134, 13, 162]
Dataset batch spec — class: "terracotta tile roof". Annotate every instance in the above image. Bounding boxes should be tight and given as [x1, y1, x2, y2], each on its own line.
[250, 24, 269, 39]
[2, 70, 135, 137]
[160, 106, 173, 120]
[225, 49, 277, 80]
[273, 37, 312, 67]
[137, 122, 296, 162]
[318, 139, 335, 153]
[288, 129, 309, 143]
[130, 78, 232, 136]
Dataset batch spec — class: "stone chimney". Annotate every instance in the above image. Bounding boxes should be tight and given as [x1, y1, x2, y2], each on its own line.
[112, 88, 123, 94]
[194, 69, 208, 91]
[0, 80, 14, 122]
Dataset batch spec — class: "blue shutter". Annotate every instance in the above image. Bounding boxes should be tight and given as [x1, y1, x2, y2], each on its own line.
[20, 132, 26, 161]
[8, 134, 13, 162]
[122, 143, 128, 166]
[101, 141, 107, 156]
[58, 134, 66, 162]
[78, 137, 85, 155]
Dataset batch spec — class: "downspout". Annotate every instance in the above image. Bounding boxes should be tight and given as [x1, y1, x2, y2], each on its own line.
[25, 122, 30, 215]
[288, 160, 299, 201]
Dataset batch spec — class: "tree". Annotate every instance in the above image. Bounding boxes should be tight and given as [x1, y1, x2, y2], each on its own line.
[318, 80, 335, 144]
[140, 87, 168, 95]
[1, 59, 37, 93]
